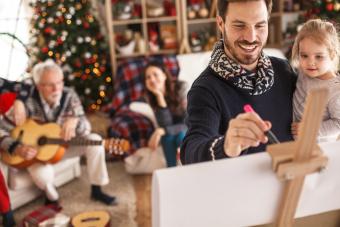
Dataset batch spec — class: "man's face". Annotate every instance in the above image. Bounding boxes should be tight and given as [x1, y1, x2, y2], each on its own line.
[37, 69, 64, 106]
[217, 1, 269, 70]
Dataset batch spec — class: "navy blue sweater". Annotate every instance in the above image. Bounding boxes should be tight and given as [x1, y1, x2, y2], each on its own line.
[180, 57, 297, 164]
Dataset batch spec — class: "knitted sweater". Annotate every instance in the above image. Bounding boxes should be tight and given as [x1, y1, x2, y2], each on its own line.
[181, 57, 297, 164]
[293, 73, 340, 141]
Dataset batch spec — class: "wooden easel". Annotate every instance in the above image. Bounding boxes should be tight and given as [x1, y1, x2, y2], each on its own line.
[267, 88, 329, 227]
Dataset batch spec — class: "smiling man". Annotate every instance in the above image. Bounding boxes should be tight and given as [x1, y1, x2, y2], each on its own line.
[181, 0, 297, 164]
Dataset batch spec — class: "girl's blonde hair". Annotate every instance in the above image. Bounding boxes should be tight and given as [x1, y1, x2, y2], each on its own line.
[291, 19, 339, 72]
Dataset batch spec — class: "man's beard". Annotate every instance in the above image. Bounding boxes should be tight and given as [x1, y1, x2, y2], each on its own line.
[222, 30, 264, 66]
[46, 93, 62, 105]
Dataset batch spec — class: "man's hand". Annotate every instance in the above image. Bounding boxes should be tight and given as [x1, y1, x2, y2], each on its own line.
[61, 117, 79, 141]
[13, 100, 27, 126]
[148, 128, 165, 150]
[14, 145, 38, 160]
[224, 112, 270, 157]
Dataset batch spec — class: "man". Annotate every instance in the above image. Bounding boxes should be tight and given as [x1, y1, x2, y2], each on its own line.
[180, 0, 296, 164]
[0, 59, 116, 206]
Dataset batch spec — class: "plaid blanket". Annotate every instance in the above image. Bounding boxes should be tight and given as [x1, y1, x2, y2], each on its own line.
[105, 55, 179, 154]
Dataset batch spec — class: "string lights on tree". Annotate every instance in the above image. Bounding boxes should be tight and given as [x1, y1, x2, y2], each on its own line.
[29, 0, 113, 111]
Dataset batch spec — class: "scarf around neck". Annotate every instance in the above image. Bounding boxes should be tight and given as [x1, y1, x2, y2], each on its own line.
[208, 40, 274, 95]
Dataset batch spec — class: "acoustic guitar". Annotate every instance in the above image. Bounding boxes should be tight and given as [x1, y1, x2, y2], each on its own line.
[71, 211, 110, 227]
[1, 119, 130, 168]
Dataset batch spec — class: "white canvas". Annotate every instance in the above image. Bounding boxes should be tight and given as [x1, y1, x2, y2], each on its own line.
[152, 141, 340, 227]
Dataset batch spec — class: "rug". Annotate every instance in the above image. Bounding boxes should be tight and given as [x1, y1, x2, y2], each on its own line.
[13, 161, 138, 227]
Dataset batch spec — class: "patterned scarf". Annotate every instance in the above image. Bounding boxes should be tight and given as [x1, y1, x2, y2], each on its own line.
[209, 40, 274, 95]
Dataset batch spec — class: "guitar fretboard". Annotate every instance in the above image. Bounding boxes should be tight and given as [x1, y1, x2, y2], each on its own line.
[44, 138, 102, 146]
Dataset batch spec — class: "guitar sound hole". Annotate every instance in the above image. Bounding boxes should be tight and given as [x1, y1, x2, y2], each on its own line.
[38, 136, 48, 146]
[81, 217, 100, 222]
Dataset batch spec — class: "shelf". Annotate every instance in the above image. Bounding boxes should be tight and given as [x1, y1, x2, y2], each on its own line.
[116, 49, 177, 59]
[187, 18, 216, 25]
[112, 19, 143, 26]
[146, 16, 178, 23]
[105, 0, 181, 76]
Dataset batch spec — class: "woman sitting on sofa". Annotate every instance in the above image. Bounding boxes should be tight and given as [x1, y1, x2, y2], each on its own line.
[143, 61, 188, 167]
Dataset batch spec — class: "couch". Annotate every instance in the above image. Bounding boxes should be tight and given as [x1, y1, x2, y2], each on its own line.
[0, 157, 81, 210]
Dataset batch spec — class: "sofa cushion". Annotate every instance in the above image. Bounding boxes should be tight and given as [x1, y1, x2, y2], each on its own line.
[177, 52, 212, 87]
[8, 157, 80, 190]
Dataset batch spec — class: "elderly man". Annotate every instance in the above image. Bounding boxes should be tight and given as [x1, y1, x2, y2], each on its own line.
[0, 59, 116, 206]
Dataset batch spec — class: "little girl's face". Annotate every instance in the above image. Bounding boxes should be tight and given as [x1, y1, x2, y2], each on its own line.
[298, 37, 334, 80]
[145, 66, 167, 93]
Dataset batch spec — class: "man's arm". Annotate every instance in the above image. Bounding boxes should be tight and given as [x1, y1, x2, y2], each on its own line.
[180, 86, 227, 164]
[181, 86, 269, 164]
[62, 89, 91, 139]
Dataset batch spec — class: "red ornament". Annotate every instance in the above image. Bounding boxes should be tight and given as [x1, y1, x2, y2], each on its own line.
[326, 3, 334, 11]
[44, 27, 52, 34]
[74, 60, 81, 68]
[83, 22, 90, 29]
[99, 66, 106, 72]
[41, 46, 49, 53]
[57, 37, 63, 45]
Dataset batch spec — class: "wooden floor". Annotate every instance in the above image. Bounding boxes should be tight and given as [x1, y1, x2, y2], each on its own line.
[133, 174, 152, 227]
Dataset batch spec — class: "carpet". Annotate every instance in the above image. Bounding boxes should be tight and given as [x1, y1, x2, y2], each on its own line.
[13, 161, 138, 227]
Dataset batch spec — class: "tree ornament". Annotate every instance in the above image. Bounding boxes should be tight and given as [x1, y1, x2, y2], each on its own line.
[326, 3, 334, 11]
[75, 3, 82, 10]
[44, 27, 52, 34]
[334, 3, 340, 11]
[77, 37, 84, 43]
[85, 36, 91, 42]
[48, 40, 56, 48]
[41, 46, 49, 53]
[84, 52, 91, 58]
[83, 22, 90, 29]
[69, 7, 75, 15]
[71, 46, 77, 53]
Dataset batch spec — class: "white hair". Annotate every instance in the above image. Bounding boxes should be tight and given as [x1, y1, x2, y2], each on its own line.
[32, 59, 63, 84]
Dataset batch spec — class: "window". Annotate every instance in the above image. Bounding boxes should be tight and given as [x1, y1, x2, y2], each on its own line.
[0, 0, 31, 81]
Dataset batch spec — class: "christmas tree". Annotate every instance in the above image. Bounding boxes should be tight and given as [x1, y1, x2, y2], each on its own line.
[29, 0, 113, 111]
[305, 0, 340, 23]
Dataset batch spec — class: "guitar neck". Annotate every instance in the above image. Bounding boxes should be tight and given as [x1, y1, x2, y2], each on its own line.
[46, 138, 103, 146]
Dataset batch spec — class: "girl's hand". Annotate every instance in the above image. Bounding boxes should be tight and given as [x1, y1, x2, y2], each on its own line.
[291, 122, 300, 140]
[147, 128, 165, 150]
[13, 100, 27, 126]
[148, 86, 163, 97]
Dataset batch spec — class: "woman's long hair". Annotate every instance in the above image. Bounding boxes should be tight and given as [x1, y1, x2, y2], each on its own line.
[143, 61, 183, 112]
